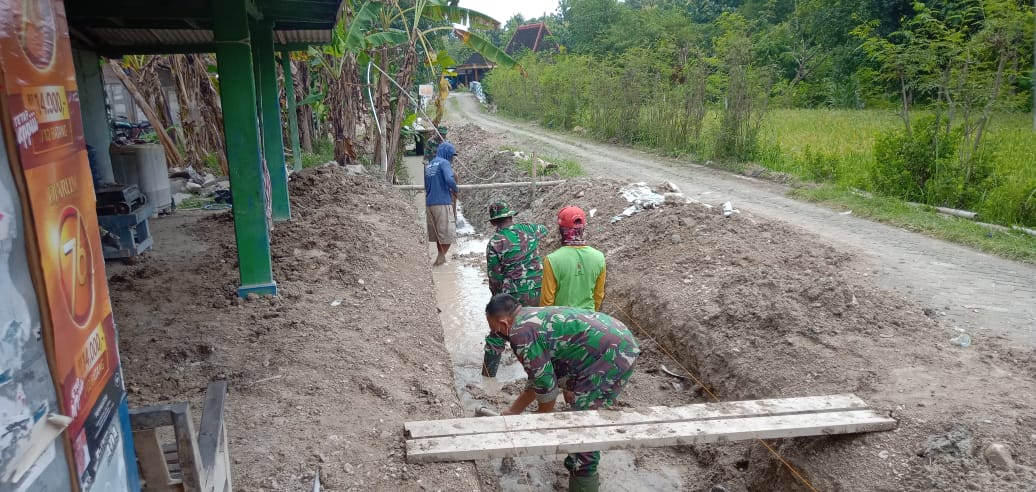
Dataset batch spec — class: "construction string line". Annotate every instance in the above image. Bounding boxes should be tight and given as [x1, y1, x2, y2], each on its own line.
[610, 303, 821, 492]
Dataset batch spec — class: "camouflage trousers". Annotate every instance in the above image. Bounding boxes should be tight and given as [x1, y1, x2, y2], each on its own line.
[564, 348, 638, 478]
[483, 290, 541, 377]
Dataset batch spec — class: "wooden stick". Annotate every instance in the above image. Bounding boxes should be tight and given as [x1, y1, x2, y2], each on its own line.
[395, 180, 566, 191]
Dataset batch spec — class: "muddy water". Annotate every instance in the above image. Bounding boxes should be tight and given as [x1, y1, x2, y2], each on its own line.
[405, 156, 684, 491]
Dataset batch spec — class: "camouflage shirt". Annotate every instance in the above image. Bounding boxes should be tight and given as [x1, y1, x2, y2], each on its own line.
[486, 223, 549, 297]
[508, 307, 640, 403]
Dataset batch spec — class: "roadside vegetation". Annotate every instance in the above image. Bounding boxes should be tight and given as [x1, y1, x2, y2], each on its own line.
[481, 0, 1035, 233]
[793, 185, 1036, 263]
[301, 136, 335, 169]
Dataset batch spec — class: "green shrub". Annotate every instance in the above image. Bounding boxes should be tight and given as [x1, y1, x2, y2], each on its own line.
[871, 117, 958, 203]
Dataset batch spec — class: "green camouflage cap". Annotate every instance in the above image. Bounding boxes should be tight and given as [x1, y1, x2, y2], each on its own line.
[488, 200, 518, 220]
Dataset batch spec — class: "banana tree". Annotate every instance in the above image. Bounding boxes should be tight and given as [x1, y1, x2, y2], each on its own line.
[341, 0, 522, 182]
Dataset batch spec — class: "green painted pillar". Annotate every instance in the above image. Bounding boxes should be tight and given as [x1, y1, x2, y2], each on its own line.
[251, 20, 291, 222]
[281, 51, 303, 172]
[213, 0, 276, 297]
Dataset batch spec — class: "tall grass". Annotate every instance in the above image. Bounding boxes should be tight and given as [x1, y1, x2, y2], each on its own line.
[758, 109, 1036, 226]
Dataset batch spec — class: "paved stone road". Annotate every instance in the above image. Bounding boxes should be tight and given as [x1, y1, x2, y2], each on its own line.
[450, 94, 1036, 348]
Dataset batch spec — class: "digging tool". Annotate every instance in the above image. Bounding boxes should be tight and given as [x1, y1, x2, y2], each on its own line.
[475, 406, 500, 417]
[312, 467, 321, 492]
[660, 364, 691, 380]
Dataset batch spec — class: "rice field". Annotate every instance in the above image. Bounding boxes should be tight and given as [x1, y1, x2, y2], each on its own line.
[757, 109, 1036, 226]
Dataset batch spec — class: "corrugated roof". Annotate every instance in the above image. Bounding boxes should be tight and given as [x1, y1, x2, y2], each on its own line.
[65, 0, 341, 55]
[274, 30, 331, 45]
[83, 28, 214, 47]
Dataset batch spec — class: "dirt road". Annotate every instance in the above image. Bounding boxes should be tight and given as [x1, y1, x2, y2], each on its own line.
[450, 93, 1035, 348]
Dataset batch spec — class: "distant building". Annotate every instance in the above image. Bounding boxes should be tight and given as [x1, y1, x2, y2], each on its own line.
[505, 22, 558, 55]
[452, 22, 559, 87]
[454, 52, 494, 86]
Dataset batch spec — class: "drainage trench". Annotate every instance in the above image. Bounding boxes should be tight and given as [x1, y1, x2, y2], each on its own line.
[427, 209, 694, 491]
[404, 157, 778, 490]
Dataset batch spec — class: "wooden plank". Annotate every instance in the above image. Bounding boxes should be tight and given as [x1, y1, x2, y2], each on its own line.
[171, 405, 204, 492]
[214, 423, 233, 492]
[134, 428, 174, 491]
[406, 410, 896, 463]
[405, 394, 869, 439]
[197, 381, 228, 482]
[130, 406, 176, 431]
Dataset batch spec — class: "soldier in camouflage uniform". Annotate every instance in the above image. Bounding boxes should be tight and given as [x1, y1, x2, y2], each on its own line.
[485, 294, 640, 492]
[482, 200, 549, 377]
[422, 126, 448, 162]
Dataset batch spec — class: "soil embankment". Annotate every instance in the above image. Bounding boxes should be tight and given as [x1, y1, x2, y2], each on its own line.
[522, 180, 1036, 491]
[108, 166, 480, 490]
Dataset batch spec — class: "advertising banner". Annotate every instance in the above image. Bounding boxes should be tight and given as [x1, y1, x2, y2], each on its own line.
[0, 125, 72, 492]
[0, 1, 130, 490]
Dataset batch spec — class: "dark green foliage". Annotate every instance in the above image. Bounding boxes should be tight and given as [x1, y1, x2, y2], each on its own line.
[872, 117, 960, 203]
[482, 0, 1034, 227]
[872, 117, 996, 209]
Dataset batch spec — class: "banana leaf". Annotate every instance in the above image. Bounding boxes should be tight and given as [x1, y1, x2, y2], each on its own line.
[455, 28, 524, 74]
[422, 1, 500, 30]
[344, 1, 382, 51]
[366, 29, 409, 48]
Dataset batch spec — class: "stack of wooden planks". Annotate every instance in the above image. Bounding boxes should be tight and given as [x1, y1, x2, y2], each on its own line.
[404, 394, 896, 463]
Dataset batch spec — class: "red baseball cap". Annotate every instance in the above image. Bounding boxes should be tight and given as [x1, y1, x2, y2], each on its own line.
[557, 206, 587, 228]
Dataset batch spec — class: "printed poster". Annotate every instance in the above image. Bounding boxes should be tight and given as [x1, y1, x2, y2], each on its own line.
[0, 122, 72, 492]
[0, 0, 129, 490]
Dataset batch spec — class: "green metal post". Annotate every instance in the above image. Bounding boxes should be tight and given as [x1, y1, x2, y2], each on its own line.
[252, 20, 291, 222]
[281, 50, 303, 172]
[213, 0, 276, 297]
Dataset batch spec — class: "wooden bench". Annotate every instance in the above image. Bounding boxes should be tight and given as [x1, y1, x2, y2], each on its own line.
[130, 381, 231, 492]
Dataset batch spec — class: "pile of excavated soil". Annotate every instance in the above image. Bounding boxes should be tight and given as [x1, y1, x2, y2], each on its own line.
[525, 179, 1036, 491]
[108, 165, 481, 491]
[446, 123, 561, 231]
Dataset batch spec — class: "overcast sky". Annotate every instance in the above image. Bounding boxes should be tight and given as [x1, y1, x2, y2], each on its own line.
[459, 0, 561, 24]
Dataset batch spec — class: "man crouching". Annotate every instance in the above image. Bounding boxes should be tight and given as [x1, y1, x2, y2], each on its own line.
[484, 293, 640, 492]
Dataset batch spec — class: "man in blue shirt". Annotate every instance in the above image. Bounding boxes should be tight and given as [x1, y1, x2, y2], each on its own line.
[424, 142, 459, 266]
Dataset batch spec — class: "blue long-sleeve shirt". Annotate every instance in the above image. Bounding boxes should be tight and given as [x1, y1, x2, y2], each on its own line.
[424, 142, 458, 206]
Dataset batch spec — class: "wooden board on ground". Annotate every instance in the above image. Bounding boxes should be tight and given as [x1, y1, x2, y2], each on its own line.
[404, 394, 896, 464]
[405, 394, 870, 439]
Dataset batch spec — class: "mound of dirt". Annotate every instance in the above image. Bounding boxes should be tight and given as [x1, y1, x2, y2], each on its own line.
[108, 165, 480, 491]
[527, 179, 1036, 491]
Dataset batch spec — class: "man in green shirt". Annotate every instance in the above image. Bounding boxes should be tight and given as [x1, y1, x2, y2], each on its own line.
[482, 200, 548, 376]
[485, 294, 640, 492]
[541, 206, 606, 311]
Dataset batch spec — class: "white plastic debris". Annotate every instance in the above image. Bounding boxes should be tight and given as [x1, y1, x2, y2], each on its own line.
[722, 201, 741, 217]
[611, 183, 665, 223]
[329, 299, 342, 307]
[588, 208, 597, 218]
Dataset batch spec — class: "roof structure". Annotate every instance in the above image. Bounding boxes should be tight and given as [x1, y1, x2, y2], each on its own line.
[504, 22, 557, 55]
[65, 0, 341, 55]
[456, 52, 491, 69]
